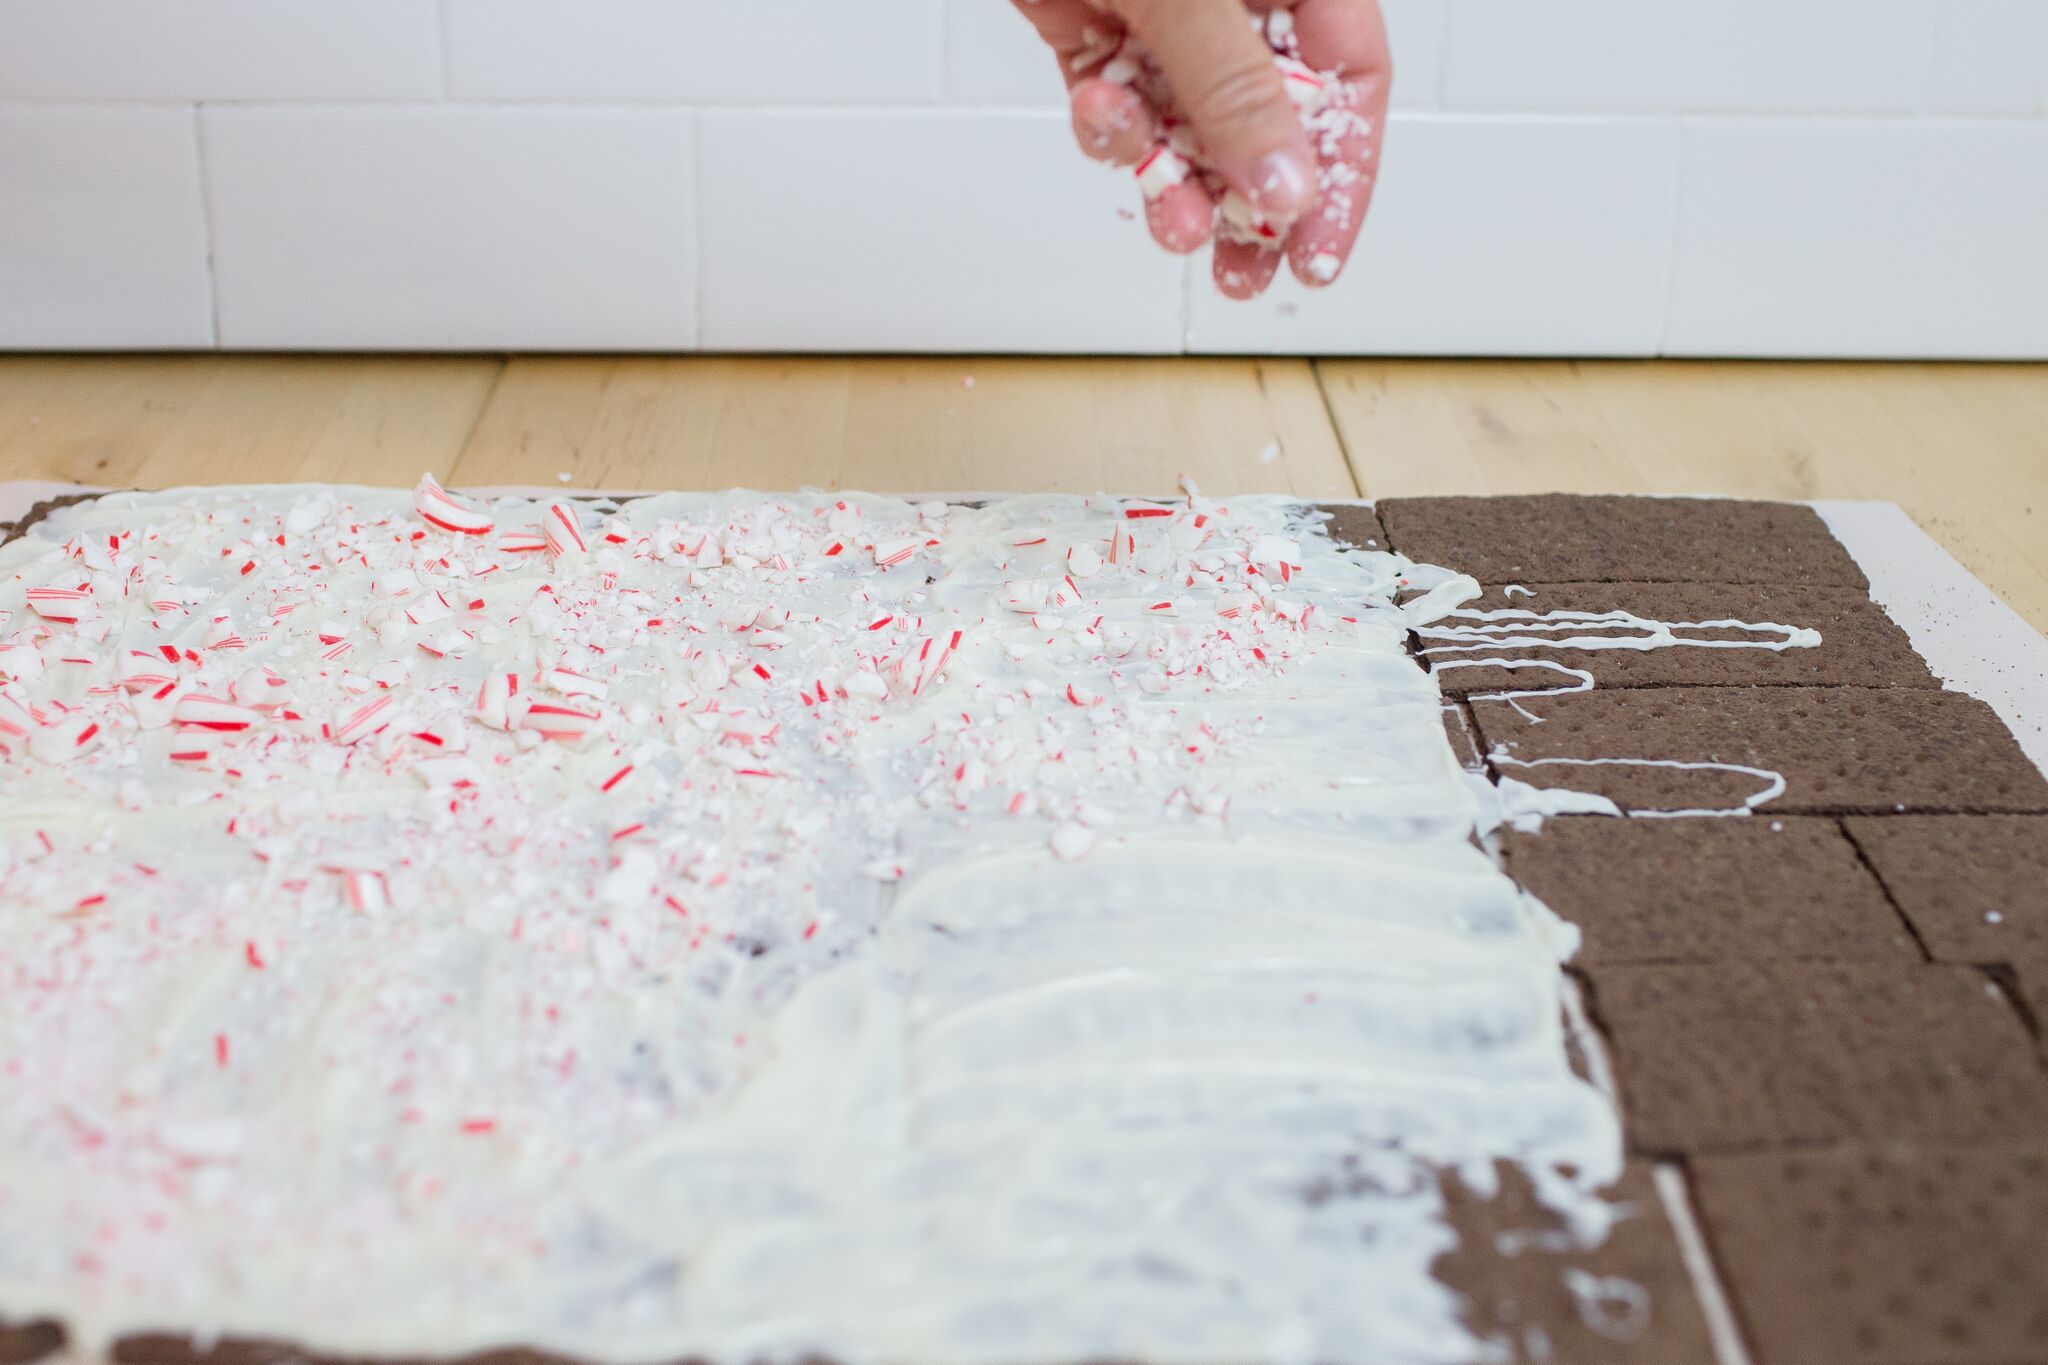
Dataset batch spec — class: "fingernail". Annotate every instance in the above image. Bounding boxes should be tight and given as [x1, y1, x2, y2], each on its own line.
[1248, 150, 1317, 221]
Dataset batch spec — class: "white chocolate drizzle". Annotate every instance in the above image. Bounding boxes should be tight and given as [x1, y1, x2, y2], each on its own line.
[1423, 594, 1822, 814]
[0, 487, 1625, 1364]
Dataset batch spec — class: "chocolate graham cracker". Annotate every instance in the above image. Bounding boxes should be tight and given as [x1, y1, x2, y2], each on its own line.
[1426, 582, 1935, 696]
[0, 1321, 63, 1365]
[1314, 503, 1390, 554]
[1584, 959, 2048, 1155]
[1843, 815, 2048, 963]
[1502, 817, 1915, 965]
[1691, 1145, 2048, 1365]
[1431, 1162, 1715, 1365]
[1471, 686, 2048, 816]
[1377, 495, 1868, 589]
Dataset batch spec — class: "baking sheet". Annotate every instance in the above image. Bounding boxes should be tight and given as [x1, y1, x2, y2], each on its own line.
[5, 482, 2043, 778]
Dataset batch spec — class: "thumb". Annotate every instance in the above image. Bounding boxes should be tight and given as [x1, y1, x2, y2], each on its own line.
[1111, 0, 1318, 225]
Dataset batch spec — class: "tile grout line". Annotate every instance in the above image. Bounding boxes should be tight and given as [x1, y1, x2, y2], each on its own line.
[191, 105, 224, 350]
[1653, 118, 1688, 356]
[1652, 1163, 1760, 1365]
[691, 112, 706, 349]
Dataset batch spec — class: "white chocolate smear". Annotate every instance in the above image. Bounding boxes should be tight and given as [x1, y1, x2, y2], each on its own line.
[0, 485, 1628, 1364]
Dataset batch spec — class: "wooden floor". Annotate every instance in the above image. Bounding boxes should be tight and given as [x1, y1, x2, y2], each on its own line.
[2, 355, 2042, 633]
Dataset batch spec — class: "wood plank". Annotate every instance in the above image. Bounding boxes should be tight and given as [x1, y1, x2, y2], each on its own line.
[0, 355, 502, 490]
[1319, 358, 2048, 633]
[451, 356, 1357, 498]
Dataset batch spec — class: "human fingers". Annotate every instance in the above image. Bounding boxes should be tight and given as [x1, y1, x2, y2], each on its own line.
[1108, 0, 1320, 229]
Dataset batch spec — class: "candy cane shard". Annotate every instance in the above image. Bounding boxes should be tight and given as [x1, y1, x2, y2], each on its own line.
[28, 715, 99, 764]
[0, 693, 35, 745]
[333, 696, 396, 746]
[475, 672, 520, 730]
[174, 696, 260, 732]
[544, 666, 608, 700]
[542, 502, 588, 562]
[412, 474, 494, 537]
[518, 701, 601, 743]
[25, 584, 91, 624]
[1249, 535, 1304, 578]
[325, 866, 391, 913]
[1135, 144, 1190, 201]
[118, 651, 179, 693]
[1275, 55, 1333, 114]
[1001, 581, 1048, 614]
[871, 538, 919, 570]
[898, 630, 963, 698]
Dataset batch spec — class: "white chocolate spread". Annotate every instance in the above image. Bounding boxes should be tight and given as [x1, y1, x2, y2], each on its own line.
[0, 484, 1799, 1363]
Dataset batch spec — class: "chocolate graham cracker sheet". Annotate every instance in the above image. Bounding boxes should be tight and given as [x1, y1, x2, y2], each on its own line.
[2, 485, 2045, 1365]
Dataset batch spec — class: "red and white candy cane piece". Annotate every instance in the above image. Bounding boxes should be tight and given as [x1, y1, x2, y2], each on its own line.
[29, 715, 99, 763]
[405, 591, 454, 627]
[519, 701, 601, 743]
[412, 756, 483, 789]
[203, 616, 246, 651]
[544, 665, 608, 700]
[328, 867, 390, 913]
[412, 473, 494, 537]
[1134, 144, 1190, 201]
[1000, 580, 1047, 614]
[0, 693, 35, 744]
[333, 696, 396, 745]
[1275, 55, 1333, 115]
[231, 667, 291, 708]
[174, 695, 260, 732]
[542, 502, 588, 561]
[1217, 186, 1285, 243]
[1004, 527, 1049, 548]
[1249, 534, 1303, 579]
[475, 671, 520, 730]
[25, 584, 91, 624]
[871, 538, 919, 570]
[901, 629, 963, 698]
[118, 650, 178, 693]
[497, 529, 549, 555]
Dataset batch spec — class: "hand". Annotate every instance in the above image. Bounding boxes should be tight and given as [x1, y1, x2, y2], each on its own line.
[1011, 0, 1391, 299]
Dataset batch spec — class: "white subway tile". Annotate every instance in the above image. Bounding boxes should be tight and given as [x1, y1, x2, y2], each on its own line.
[204, 107, 696, 350]
[1929, 2, 2048, 116]
[0, 107, 212, 348]
[1443, 0, 1935, 113]
[944, 0, 1443, 108]
[1187, 114, 1678, 355]
[1665, 120, 2048, 358]
[699, 110, 1185, 351]
[445, 0, 941, 102]
[1380, 0, 1447, 109]
[945, 0, 1065, 104]
[0, 1, 439, 101]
